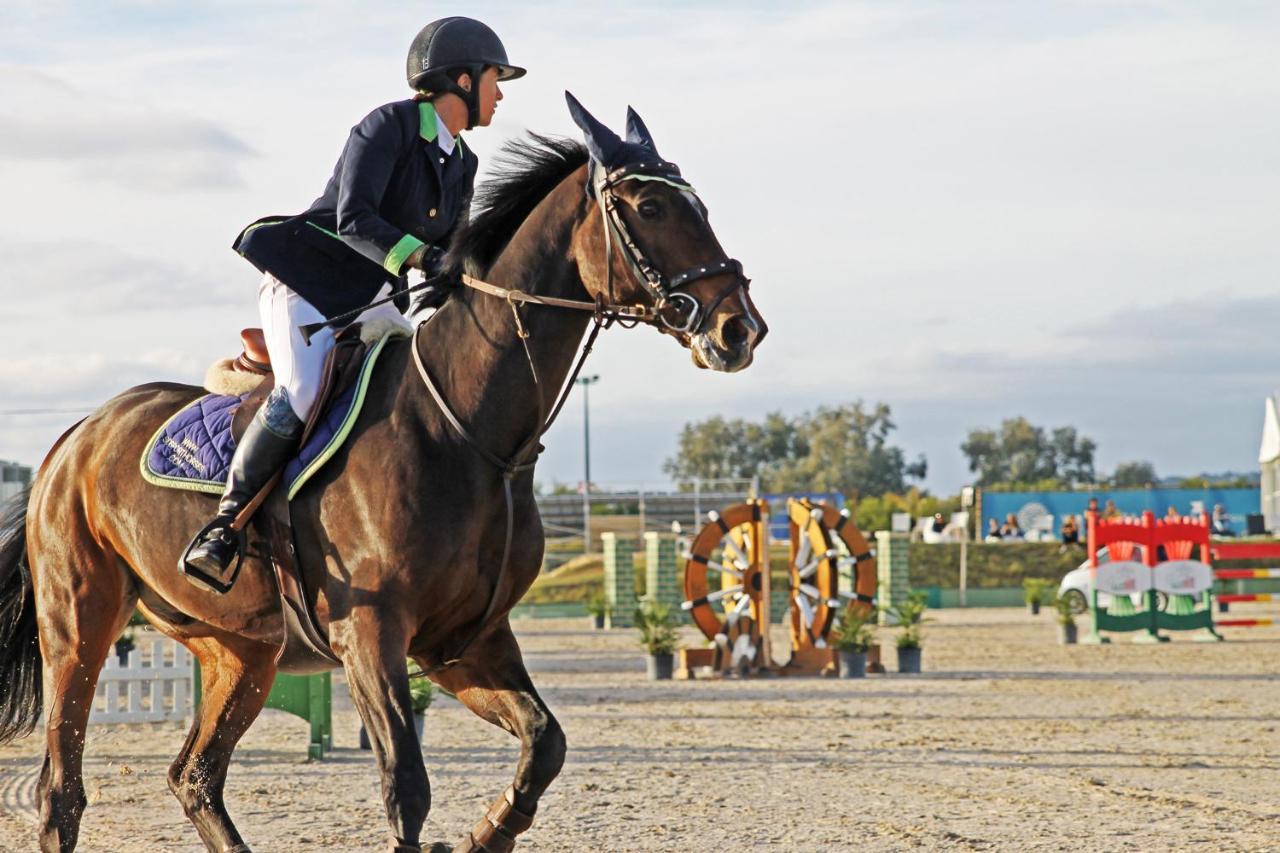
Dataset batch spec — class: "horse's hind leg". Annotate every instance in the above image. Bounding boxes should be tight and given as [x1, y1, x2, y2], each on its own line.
[167, 632, 276, 853]
[29, 536, 134, 853]
[428, 620, 566, 853]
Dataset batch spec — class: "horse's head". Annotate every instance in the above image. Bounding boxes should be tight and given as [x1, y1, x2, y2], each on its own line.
[566, 92, 767, 373]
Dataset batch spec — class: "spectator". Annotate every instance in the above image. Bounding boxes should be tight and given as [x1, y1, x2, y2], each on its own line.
[1000, 513, 1022, 540]
[1060, 515, 1081, 547]
[1104, 499, 1121, 520]
[1165, 505, 1181, 521]
[985, 518, 1002, 542]
[931, 513, 946, 535]
[1211, 504, 1234, 537]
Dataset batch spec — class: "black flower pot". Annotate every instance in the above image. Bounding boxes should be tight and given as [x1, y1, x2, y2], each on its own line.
[1028, 601, 1041, 615]
[837, 650, 867, 679]
[897, 646, 922, 673]
[646, 653, 674, 680]
[114, 640, 134, 667]
[1058, 622, 1078, 645]
[592, 614, 605, 630]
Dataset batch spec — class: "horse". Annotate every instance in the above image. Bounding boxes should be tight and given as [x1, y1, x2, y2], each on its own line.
[0, 94, 767, 852]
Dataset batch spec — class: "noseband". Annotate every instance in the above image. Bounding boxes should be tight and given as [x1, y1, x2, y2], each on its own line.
[592, 160, 749, 334]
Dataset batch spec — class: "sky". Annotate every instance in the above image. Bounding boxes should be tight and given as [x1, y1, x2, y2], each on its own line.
[1, 0, 1278, 495]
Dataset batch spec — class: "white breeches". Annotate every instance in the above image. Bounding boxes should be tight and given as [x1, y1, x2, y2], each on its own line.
[257, 273, 407, 421]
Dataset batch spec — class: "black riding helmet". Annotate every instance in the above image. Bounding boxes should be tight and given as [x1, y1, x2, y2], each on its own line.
[406, 17, 525, 130]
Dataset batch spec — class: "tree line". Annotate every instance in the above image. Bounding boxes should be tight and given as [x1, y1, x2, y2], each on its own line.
[665, 405, 1250, 528]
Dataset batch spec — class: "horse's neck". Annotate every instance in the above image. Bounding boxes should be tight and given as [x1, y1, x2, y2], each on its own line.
[410, 180, 593, 462]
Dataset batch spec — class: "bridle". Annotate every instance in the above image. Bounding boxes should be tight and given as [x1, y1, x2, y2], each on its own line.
[410, 159, 752, 670]
[589, 158, 749, 335]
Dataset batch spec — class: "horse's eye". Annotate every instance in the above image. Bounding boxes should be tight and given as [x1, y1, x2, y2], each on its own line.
[638, 200, 661, 219]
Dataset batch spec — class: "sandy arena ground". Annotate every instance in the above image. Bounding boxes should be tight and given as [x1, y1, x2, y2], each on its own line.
[2, 608, 1279, 852]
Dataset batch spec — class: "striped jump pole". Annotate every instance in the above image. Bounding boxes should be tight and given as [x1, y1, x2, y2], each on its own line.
[1212, 569, 1280, 623]
[1213, 569, 1280, 580]
[1208, 544, 1280, 627]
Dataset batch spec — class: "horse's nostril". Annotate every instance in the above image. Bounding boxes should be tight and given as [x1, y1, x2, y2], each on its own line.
[721, 316, 750, 349]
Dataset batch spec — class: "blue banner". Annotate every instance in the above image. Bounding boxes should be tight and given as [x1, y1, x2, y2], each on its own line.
[980, 488, 1258, 540]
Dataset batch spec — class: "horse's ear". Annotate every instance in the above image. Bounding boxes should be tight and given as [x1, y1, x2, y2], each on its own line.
[625, 106, 659, 155]
[565, 91, 623, 167]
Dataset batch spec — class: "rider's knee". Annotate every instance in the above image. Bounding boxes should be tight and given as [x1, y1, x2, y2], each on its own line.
[259, 387, 305, 438]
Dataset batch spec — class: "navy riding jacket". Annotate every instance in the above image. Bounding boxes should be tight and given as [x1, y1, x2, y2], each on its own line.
[233, 100, 478, 319]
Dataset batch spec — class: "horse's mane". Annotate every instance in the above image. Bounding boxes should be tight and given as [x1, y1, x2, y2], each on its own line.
[446, 133, 588, 277]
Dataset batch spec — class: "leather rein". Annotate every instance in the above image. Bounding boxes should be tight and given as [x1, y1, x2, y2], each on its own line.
[411, 160, 747, 670]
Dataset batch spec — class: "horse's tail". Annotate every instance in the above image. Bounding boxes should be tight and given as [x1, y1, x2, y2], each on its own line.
[0, 486, 42, 744]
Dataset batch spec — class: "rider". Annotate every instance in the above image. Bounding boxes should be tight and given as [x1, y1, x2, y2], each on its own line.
[181, 17, 525, 593]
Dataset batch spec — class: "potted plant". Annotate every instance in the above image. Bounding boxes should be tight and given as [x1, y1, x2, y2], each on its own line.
[889, 591, 929, 674]
[408, 666, 435, 742]
[635, 599, 679, 680]
[585, 591, 610, 630]
[1051, 593, 1078, 645]
[830, 602, 875, 678]
[1023, 578, 1051, 615]
[113, 626, 136, 666]
[360, 660, 435, 750]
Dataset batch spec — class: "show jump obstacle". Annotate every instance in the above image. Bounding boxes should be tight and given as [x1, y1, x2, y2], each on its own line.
[677, 498, 877, 676]
[1085, 510, 1220, 643]
[1209, 540, 1280, 628]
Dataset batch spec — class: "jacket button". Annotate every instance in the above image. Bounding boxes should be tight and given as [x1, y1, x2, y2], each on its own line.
[439, 157, 446, 164]
[428, 208, 437, 218]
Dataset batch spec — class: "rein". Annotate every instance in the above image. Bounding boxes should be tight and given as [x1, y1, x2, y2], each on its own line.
[410, 161, 748, 669]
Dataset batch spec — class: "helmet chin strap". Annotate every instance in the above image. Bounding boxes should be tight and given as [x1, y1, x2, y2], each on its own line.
[438, 64, 483, 130]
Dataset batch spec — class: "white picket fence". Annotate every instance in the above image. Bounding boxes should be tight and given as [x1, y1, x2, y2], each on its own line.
[91, 633, 194, 724]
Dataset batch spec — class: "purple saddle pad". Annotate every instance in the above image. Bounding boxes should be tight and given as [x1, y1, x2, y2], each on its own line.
[142, 335, 391, 496]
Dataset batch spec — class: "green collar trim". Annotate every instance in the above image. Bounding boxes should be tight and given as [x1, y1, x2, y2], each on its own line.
[419, 101, 464, 150]
[419, 101, 438, 142]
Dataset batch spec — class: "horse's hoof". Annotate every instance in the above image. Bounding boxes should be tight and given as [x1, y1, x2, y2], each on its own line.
[427, 844, 453, 853]
[389, 843, 422, 853]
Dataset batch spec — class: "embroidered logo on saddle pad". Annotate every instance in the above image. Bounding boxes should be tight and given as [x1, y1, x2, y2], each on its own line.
[141, 333, 398, 499]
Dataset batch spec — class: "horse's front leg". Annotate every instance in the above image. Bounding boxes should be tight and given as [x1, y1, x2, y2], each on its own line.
[333, 616, 430, 853]
[428, 619, 566, 853]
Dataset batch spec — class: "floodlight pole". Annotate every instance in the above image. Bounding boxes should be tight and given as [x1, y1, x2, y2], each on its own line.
[577, 375, 600, 552]
[960, 485, 975, 607]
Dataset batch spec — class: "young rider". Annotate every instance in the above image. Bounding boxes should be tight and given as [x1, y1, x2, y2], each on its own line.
[182, 17, 525, 593]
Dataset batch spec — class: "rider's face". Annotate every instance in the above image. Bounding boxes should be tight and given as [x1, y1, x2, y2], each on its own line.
[474, 67, 503, 127]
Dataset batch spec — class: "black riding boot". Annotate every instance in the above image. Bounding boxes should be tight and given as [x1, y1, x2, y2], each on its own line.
[181, 390, 303, 593]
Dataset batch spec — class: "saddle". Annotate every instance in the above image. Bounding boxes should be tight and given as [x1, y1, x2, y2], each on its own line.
[230, 325, 368, 674]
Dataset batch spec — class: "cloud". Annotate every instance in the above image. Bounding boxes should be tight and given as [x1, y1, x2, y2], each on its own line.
[0, 66, 254, 189]
[0, 347, 209, 469]
[0, 348, 203, 402]
[0, 238, 244, 315]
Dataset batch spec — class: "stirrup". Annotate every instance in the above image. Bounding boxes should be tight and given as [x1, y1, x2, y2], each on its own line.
[181, 520, 247, 595]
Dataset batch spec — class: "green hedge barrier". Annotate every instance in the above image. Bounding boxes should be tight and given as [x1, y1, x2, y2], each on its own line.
[909, 539, 1280, 589]
[908, 542, 1086, 588]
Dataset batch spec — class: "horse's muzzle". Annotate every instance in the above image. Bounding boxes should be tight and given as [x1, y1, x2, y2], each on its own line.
[692, 310, 762, 373]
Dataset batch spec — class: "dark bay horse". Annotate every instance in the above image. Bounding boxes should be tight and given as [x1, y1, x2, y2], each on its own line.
[0, 96, 766, 852]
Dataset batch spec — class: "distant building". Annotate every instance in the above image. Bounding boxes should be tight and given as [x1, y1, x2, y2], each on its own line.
[1, 460, 33, 503]
[1260, 397, 1280, 532]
